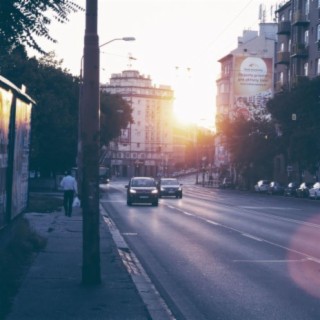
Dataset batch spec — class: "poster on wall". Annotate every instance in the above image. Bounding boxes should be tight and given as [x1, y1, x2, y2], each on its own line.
[0, 89, 13, 226]
[233, 56, 273, 119]
[11, 98, 32, 218]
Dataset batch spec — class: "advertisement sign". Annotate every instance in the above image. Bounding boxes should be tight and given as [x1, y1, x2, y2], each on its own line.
[11, 98, 32, 218]
[233, 56, 273, 119]
[0, 89, 13, 225]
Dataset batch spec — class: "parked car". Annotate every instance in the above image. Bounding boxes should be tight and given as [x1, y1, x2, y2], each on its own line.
[296, 182, 313, 198]
[267, 181, 285, 195]
[125, 177, 159, 206]
[157, 178, 183, 198]
[254, 180, 271, 193]
[308, 182, 320, 199]
[283, 182, 299, 197]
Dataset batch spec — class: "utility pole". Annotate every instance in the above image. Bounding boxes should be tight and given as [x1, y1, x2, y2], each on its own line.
[81, 0, 101, 285]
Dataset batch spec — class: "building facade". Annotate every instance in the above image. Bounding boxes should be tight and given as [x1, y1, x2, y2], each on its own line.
[215, 23, 278, 169]
[101, 70, 174, 178]
[275, 0, 320, 93]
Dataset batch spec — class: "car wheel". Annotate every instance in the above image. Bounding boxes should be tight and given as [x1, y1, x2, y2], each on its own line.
[127, 200, 132, 206]
[152, 201, 158, 207]
[180, 194, 183, 199]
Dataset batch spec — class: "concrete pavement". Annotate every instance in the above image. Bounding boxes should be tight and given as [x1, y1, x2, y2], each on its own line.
[6, 202, 172, 320]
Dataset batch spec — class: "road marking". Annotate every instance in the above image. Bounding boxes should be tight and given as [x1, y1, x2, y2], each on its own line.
[183, 211, 193, 216]
[233, 258, 308, 263]
[206, 219, 220, 225]
[122, 233, 138, 236]
[241, 233, 263, 242]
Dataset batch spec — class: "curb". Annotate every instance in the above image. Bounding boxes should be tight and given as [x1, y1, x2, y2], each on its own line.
[100, 204, 175, 320]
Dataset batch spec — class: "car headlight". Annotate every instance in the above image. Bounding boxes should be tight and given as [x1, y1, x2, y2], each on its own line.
[151, 189, 158, 194]
[129, 189, 137, 194]
[178, 187, 182, 191]
[160, 187, 165, 191]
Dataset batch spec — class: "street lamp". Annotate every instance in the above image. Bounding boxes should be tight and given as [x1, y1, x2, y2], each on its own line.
[80, 0, 135, 285]
[80, 37, 135, 80]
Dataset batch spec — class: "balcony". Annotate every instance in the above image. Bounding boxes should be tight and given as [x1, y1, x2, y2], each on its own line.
[292, 10, 309, 26]
[276, 51, 290, 64]
[291, 43, 308, 58]
[277, 21, 291, 35]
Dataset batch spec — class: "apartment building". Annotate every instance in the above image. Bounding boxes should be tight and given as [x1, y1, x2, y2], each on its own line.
[215, 23, 278, 167]
[101, 70, 174, 178]
[275, 0, 320, 93]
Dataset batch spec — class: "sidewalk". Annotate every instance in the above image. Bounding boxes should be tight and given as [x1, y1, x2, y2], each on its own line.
[6, 205, 152, 320]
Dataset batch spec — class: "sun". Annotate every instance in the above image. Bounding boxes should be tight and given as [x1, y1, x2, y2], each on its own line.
[173, 85, 215, 127]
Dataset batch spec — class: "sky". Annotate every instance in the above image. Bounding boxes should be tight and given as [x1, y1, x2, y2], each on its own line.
[31, 0, 281, 128]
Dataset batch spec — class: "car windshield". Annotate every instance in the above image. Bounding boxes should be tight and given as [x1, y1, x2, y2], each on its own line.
[161, 179, 179, 186]
[131, 179, 155, 187]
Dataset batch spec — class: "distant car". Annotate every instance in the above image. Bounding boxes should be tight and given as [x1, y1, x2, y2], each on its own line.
[283, 182, 299, 197]
[267, 181, 285, 195]
[296, 182, 313, 198]
[157, 178, 183, 198]
[125, 177, 159, 206]
[308, 182, 320, 200]
[254, 180, 271, 193]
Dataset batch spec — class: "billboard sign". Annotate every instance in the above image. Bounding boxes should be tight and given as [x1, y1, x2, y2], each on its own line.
[0, 89, 13, 225]
[233, 56, 273, 119]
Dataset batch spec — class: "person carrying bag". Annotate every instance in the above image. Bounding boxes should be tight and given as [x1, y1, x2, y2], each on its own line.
[60, 170, 78, 217]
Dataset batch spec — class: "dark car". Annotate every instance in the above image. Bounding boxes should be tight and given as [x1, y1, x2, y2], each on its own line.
[125, 177, 159, 206]
[284, 182, 299, 197]
[267, 181, 285, 195]
[157, 178, 183, 198]
[296, 182, 313, 198]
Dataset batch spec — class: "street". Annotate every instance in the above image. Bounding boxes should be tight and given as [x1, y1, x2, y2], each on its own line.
[100, 176, 320, 320]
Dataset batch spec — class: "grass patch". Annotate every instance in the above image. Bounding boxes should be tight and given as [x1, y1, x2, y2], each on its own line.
[0, 217, 47, 319]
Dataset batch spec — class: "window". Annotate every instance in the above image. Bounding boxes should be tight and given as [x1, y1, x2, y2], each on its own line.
[304, 30, 309, 45]
[318, 25, 320, 41]
[280, 72, 284, 84]
[304, 62, 308, 76]
[317, 59, 320, 75]
[280, 42, 285, 52]
[305, 0, 309, 15]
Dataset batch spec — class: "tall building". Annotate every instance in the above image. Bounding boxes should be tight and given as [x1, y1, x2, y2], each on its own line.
[101, 70, 174, 178]
[215, 23, 278, 168]
[275, 0, 320, 93]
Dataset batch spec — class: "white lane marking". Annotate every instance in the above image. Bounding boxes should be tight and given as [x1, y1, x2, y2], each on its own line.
[233, 259, 308, 263]
[167, 205, 175, 209]
[206, 219, 220, 226]
[166, 204, 320, 263]
[183, 211, 194, 216]
[241, 233, 263, 242]
[240, 206, 301, 211]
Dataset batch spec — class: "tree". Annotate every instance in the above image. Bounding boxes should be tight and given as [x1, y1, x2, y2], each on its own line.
[217, 115, 278, 185]
[0, 0, 82, 54]
[1, 48, 79, 176]
[267, 77, 320, 174]
[99, 92, 133, 146]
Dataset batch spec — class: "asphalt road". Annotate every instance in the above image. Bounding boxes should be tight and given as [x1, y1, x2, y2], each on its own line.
[100, 177, 320, 320]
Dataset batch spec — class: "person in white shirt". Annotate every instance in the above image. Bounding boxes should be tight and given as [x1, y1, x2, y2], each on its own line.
[60, 170, 78, 217]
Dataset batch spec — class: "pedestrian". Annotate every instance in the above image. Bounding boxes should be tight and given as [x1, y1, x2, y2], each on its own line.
[60, 170, 78, 217]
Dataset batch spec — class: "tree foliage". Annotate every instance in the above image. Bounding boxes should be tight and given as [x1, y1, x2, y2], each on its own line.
[217, 115, 278, 178]
[267, 77, 320, 172]
[1, 47, 79, 176]
[0, 0, 82, 54]
[100, 92, 133, 146]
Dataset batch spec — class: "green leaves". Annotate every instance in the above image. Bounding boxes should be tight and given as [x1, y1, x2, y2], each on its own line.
[0, 0, 83, 54]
